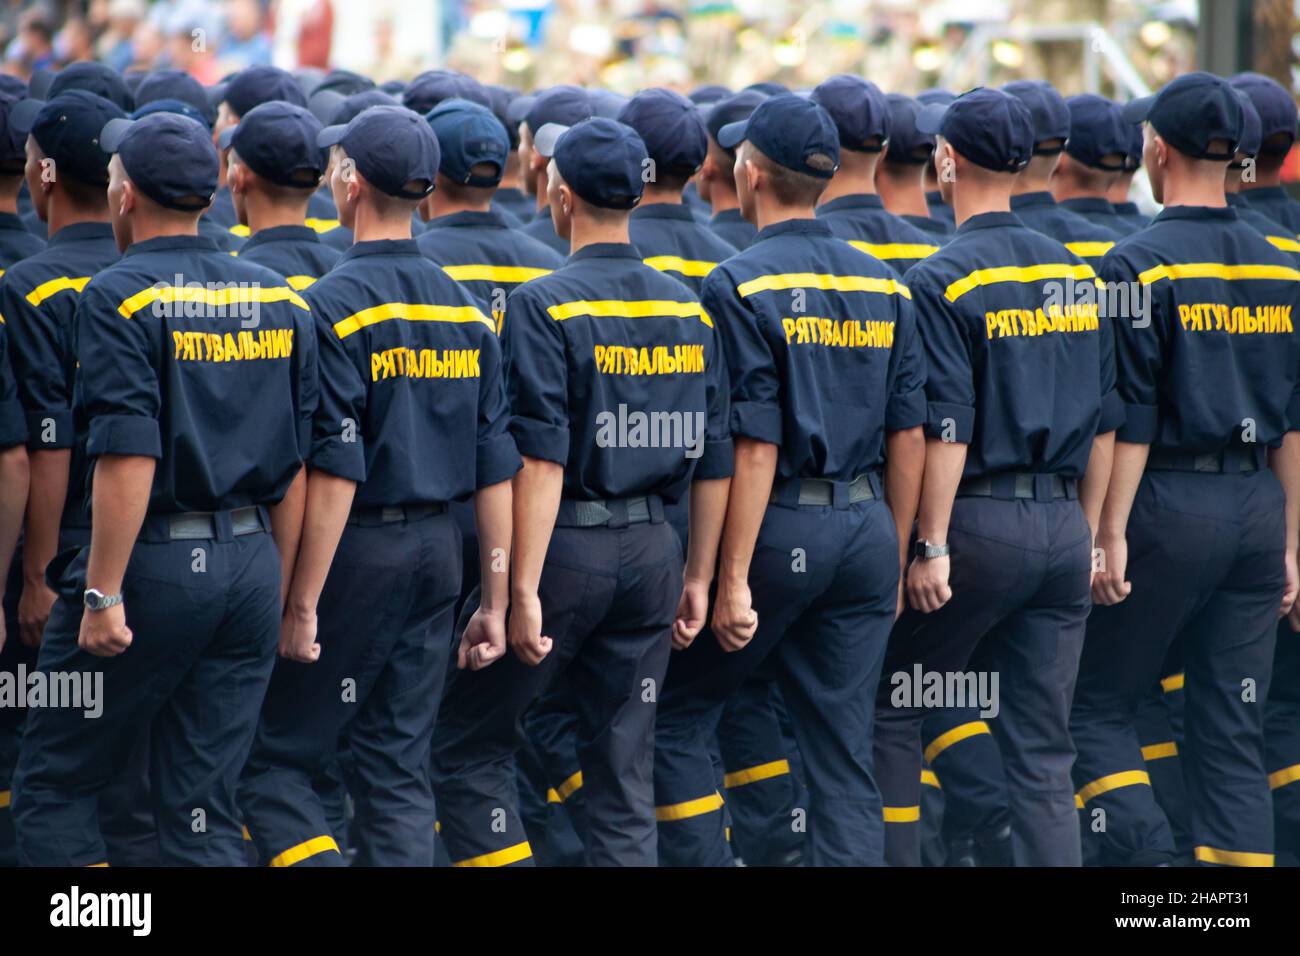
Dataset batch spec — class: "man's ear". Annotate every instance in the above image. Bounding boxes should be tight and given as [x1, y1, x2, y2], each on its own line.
[743, 155, 761, 195]
[119, 178, 136, 217]
[557, 181, 573, 217]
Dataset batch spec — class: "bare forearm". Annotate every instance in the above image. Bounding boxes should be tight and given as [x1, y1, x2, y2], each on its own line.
[885, 426, 925, 565]
[510, 456, 563, 597]
[1270, 432, 1300, 555]
[475, 479, 513, 612]
[269, 465, 306, 609]
[916, 438, 966, 544]
[717, 438, 777, 586]
[1098, 441, 1149, 537]
[285, 469, 355, 615]
[1080, 431, 1115, 539]
[85, 454, 154, 595]
[685, 477, 730, 583]
[0, 445, 29, 587]
[22, 448, 68, 584]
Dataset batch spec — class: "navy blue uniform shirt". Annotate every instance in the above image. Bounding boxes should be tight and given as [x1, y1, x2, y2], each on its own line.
[1241, 185, 1300, 236]
[816, 193, 942, 277]
[0, 221, 120, 526]
[0, 313, 22, 449]
[519, 206, 570, 257]
[235, 224, 341, 290]
[628, 203, 738, 295]
[76, 234, 315, 513]
[0, 211, 45, 271]
[1228, 192, 1300, 261]
[306, 238, 519, 507]
[704, 217, 925, 482]
[1058, 196, 1138, 238]
[1112, 200, 1151, 231]
[501, 241, 731, 502]
[415, 209, 562, 332]
[902, 212, 952, 240]
[1101, 205, 1300, 452]
[492, 186, 533, 224]
[1012, 191, 1119, 268]
[708, 208, 756, 250]
[926, 190, 956, 229]
[907, 211, 1121, 480]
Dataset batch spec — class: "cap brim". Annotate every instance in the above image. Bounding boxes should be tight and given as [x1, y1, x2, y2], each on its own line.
[716, 119, 749, 150]
[1120, 95, 1155, 124]
[506, 95, 536, 127]
[9, 98, 45, 135]
[914, 102, 948, 136]
[533, 122, 569, 159]
[308, 89, 345, 126]
[316, 124, 347, 149]
[99, 117, 136, 153]
[216, 124, 237, 151]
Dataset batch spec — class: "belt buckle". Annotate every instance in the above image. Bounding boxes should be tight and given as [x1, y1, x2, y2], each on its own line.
[1193, 454, 1220, 474]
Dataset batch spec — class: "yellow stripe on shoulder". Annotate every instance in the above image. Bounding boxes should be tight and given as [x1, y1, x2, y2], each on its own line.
[643, 255, 718, 277]
[847, 241, 940, 260]
[944, 263, 1098, 302]
[286, 275, 316, 291]
[117, 284, 309, 320]
[229, 224, 251, 238]
[26, 275, 92, 307]
[1265, 235, 1300, 254]
[1137, 262, 1300, 285]
[736, 272, 911, 299]
[332, 302, 494, 340]
[546, 298, 713, 327]
[441, 264, 552, 283]
[1064, 241, 1115, 258]
[304, 217, 341, 234]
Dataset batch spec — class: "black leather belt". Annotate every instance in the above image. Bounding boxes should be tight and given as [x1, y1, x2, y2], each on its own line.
[1146, 446, 1265, 474]
[958, 473, 1076, 501]
[555, 495, 665, 528]
[771, 473, 879, 508]
[347, 503, 447, 526]
[141, 505, 269, 542]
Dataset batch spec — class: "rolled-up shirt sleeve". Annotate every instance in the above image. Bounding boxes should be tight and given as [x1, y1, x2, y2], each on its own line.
[304, 295, 368, 481]
[1102, 251, 1161, 444]
[78, 281, 161, 459]
[693, 310, 733, 479]
[502, 285, 570, 465]
[0, 274, 73, 449]
[474, 328, 522, 486]
[704, 268, 782, 445]
[911, 275, 975, 444]
[1096, 285, 1125, 435]
[885, 294, 927, 431]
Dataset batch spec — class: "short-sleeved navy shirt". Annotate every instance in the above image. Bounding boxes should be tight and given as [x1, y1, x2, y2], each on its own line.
[816, 193, 942, 277]
[235, 224, 341, 290]
[628, 203, 738, 295]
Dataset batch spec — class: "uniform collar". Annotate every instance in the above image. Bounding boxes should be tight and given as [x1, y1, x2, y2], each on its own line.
[817, 194, 885, 214]
[1113, 201, 1140, 215]
[568, 241, 640, 262]
[0, 211, 26, 232]
[424, 209, 509, 230]
[533, 205, 553, 225]
[1059, 196, 1116, 214]
[122, 234, 220, 257]
[955, 211, 1021, 234]
[630, 203, 695, 221]
[239, 224, 319, 252]
[1152, 204, 1237, 224]
[711, 208, 747, 224]
[47, 221, 115, 246]
[925, 190, 945, 204]
[753, 217, 834, 243]
[1010, 191, 1056, 210]
[340, 238, 422, 262]
[1242, 185, 1290, 202]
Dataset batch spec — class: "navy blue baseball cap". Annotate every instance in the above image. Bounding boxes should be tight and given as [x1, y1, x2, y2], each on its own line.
[131, 98, 209, 125]
[12, 91, 126, 185]
[525, 85, 593, 136]
[718, 93, 840, 179]
[0, 93, 28, 169]
[1066, 93, 1135, 169]
[47, 62, 134, 112]
[1231, 89, 1262, 161]
[308, 88, 399, 127]
[403, 70, 490, 115]
[134, 69, 214, 126]
[426, 99, 509, 187]
[689, 84, 731, 106]
[548, 117, 646, 210]
[487, 84, 524, 149]
[882, 93, 934, 164]
[1229, 72, 1297, 152]
[314, 69, 376, 98]
[1122, 112, 1144, 169]
[1002, 80, 1070, 151]
[704, 89, 766, 148]
[221, 65, 307, 117]
[1122, 72, 1241, 162]
[916, 88, 956, 108]
[0, 75, 26, 99]
[100, 111, 218, 211]
[917, 87, 1034, 173]
[811, 75, 890, 152]
[219, 100, 325, 189]
[745, 82, 789, 97]
[318, 105, 438, 200]
[617, 88, 707, 176]
[591, 89, 629, 120]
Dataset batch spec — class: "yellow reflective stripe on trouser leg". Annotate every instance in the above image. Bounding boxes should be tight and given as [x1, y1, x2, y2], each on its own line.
[882, 805, 920, 823]
[655, 791, 724, 821]
[923, 721, 991, 764]
[1076, 770, 1151, 805]
[268, 835, 340, 867]
[1141, 741, 1179, 762]
[1269, 764, 1300, 790]
[723, 759, 790, 788]
[451, 840, 533, 867]
[1194, 846, 1273, 867]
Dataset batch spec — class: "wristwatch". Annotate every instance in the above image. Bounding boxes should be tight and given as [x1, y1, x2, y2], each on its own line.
[913, 539, 951, 561]
[83, 588, 123, 612]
